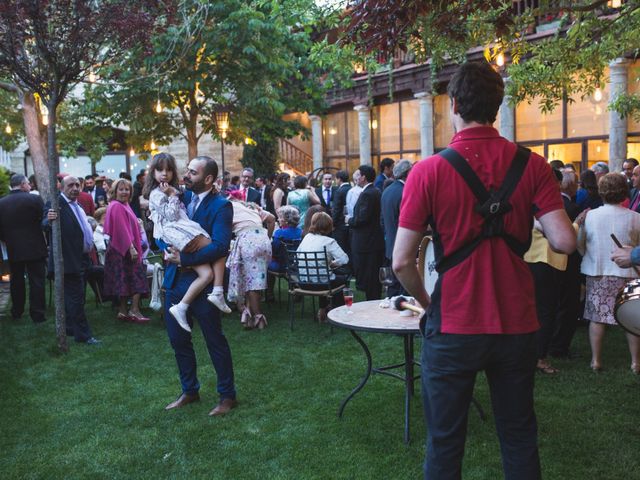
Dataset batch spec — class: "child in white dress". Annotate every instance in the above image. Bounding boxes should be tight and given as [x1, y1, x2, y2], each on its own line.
[144, 153, 230, 333]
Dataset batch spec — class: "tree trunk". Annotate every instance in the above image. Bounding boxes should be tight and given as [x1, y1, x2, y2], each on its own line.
[22, 93, 51, 201]
[47, 96, 68, 353]
[186, 123, 198, 162]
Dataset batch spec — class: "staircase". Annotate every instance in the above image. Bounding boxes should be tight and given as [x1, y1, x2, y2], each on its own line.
[278, 138, 313, 176]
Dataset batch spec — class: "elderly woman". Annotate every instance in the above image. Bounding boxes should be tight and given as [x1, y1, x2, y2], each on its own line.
[227, 191, 275, 329]
[296, 212, 349, 322]
[269, 205, 302, 272]
[103, 178, 150, 323]
[578, 173, 640, 373]
[287, 175, 320, 228]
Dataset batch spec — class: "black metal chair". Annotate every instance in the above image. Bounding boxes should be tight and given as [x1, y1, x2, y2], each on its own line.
[267, 237, 300, 303]
[286, 247, 347, 330]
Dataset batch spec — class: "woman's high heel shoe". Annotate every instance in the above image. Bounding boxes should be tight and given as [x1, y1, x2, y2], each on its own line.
[240, 307, 253, 329]
[254, 314, 268, 330]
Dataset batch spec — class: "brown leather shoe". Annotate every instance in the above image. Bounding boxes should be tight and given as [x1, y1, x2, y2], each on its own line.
[208, 398, 238, 416]
[165, 392, 200, 410]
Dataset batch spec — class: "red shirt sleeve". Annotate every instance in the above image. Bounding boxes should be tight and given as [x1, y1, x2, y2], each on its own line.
[530, 153, 564, 218]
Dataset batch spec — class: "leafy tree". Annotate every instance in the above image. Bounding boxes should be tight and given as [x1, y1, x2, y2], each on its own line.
[85, 0, 355, 162]
[0, 0, 166, 352]
[346, 1, 640, 116]
[240, 134, 279, 178]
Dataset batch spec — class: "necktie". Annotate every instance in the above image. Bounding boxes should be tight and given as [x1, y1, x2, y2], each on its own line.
[325, 188, 331, 205]
[187, 194, 200, 219]
[632, 193, 640, 212]
[71, 201, 94, 252]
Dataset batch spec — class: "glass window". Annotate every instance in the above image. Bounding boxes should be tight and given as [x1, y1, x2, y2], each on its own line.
[324, 112, 346, 157]
[628, 137, 640, 160]
[567, 73, 609, 137]
[95, 154, 127, 177]
[379, 103, 400, 152]
[587, 140, 609, 167]
[370, 107, 380, 153]
[401, 99, 420, 151]
[528, 144, 544, 158]
[515, 97, 562, 142]
[434, 94, 454, 149]
[628, 61, 640, 133]
[60, 155, 92, 179]
[347, 110, 360, 154]
[346, 157, 361, 175]
[547, 143, 582, 167]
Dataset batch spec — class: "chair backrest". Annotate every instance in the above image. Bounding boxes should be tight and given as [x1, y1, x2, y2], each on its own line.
[275, 237, 301, 270]
[287, 247, 331, 286]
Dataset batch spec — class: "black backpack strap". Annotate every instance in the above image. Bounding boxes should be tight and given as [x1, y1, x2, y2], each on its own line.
[435, 145, 532, 275]
[438, 148, 490, 205]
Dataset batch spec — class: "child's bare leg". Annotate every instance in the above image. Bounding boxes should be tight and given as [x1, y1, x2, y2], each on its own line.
[170, 264, 213, 333]
[208, 257, 231, 313]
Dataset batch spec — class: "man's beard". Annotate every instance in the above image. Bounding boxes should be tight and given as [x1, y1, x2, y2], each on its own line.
[185, 177, 206, 194]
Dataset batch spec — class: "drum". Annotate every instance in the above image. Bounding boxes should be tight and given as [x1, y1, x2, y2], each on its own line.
[614, 279, 640, 337]
[418, 236, 438, 296]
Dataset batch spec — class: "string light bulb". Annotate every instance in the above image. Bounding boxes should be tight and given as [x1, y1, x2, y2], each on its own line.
[150, 140, 156, 150]
[4, 124, 11, 134]
[129, 147, 135, 156]
[155, 99, 162, 114]
[88, 69, 97, 83]
[496, 52, 505, 67]
[594, 87, 603, 102]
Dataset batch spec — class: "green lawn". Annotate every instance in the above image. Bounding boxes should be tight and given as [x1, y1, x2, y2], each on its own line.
[1, 283, 639, 479]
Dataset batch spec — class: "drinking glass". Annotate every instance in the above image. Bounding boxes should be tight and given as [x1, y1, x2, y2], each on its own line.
[379, 266, 394, 299]
[343, 288, 354, 314]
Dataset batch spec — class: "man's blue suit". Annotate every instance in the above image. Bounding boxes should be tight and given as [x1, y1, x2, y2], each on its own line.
[159, 189, 236, 400]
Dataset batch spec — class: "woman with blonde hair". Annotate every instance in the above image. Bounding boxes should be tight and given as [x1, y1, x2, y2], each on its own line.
[578, 173, 640, 373]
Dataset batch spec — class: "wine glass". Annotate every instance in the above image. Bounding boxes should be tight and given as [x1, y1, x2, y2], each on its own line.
[379, 266, 394, 300]
[343, 288, 354, 314]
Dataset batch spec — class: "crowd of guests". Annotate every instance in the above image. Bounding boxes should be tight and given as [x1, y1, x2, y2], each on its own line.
[2, 152, 640, 376]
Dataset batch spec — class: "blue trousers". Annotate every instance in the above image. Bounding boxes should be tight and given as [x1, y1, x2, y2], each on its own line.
[422, 322, 540, 480]
[164, 271, 236, 400]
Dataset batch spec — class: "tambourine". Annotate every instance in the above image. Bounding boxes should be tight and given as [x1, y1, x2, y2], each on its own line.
[614, 279, 640, 337]
[418, 236, 438, 296]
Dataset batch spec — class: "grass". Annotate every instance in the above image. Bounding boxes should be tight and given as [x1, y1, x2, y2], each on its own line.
[1, 282, 639, 480]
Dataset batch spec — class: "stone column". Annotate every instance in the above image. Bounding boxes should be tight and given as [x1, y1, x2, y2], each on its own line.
[354, 104, 371, 166]
[414, 92, 434, 158]
[499, 77, 515, 141]
[309, 115, 323, 170]
[608, 58, 629, 172]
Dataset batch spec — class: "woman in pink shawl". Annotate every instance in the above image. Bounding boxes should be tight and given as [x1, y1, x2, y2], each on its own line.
[103, 178, 150, 323]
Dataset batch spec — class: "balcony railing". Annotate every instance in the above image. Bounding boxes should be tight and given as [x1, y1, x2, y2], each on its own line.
[278, 139, 313, 175]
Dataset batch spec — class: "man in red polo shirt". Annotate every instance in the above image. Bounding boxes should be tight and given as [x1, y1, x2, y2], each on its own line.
[393, 61, 576, 480]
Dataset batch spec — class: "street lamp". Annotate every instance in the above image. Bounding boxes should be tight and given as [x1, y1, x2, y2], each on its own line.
[213, 107, 230, 173]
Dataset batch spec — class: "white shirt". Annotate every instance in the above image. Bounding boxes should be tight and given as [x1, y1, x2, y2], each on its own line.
[345, 184, 363, 217]
[297, 233, 348, 282]
[578, 203, 640, 278]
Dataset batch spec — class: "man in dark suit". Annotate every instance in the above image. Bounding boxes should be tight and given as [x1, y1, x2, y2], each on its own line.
[83, 174, 106, 207]
[550, 169, 582, 358]
[44, 176, 99, 344]
[374, 157, 394, 191]
[381, 160, 413, 297]
[316, 172, 337, 214]
[331, 170, 351, 257]
[238, 167, 261, 205]
[348, 165, 384, 300]
[161, 156, 237, 417]
[628, 165, 640, 212]
[255, 176, 271, 210]
[0, 174, 48, 323]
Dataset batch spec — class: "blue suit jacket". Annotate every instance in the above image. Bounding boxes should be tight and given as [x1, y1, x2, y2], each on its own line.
[158, 189, 233, 290]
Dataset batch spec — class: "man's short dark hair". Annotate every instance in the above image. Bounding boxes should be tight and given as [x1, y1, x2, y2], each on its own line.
[380, 158, 394, 173]
[625, 158, 639, 167]
[447, 61, 504, 125]
[194, 155, 218, 181]
[119, 172, 132, 180]
[84, 174, 94, 181]
[10, 174, 27, 188]
[549, 160, 564, 170]
[357, 165, 376, 183]
[336, 170, 349, 182]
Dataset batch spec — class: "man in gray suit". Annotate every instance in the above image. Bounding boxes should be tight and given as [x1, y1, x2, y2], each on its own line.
[381, 160, 413, 296]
